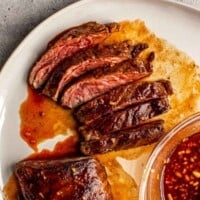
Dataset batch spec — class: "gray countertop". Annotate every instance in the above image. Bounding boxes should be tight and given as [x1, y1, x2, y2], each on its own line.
[0, 0, 79, 68]
[0, 0, 199, 68]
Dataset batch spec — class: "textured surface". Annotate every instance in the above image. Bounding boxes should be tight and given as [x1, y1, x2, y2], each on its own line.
[0, 0, 79, 68]
[15, 157, 113, 200]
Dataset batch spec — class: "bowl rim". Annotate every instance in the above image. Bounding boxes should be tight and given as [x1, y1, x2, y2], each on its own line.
[139, 112, 200, 200]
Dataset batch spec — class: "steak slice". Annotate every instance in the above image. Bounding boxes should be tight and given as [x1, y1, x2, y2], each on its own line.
[80, 98, 170, 141]
[47, 22, 118, 48]
[81, 120, 164, 155]
[75, 80, 173, 124]
[15, 157, 112, 200]
[29, 22, 118, 89]
[43, 42, 148, 101]
[61, 55, 153, 108]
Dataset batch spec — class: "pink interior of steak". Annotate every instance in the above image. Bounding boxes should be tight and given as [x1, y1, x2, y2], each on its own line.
[29, 22, 117, 89]
[61, 55, 153, 108]
[42, 41, 137, 101]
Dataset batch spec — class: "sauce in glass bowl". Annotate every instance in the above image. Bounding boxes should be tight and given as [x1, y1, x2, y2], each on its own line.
[163, 132, 200, 200]
[139, 113, 200, 200]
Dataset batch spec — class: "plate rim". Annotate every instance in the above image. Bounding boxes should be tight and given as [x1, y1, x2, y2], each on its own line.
[0, 0, 200, 197]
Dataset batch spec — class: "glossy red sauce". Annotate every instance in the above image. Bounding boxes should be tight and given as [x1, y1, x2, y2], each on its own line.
[20, 86, 78, 152]
[163, 132, 200, 200]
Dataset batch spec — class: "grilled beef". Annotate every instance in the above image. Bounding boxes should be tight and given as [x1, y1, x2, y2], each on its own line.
[15, 157, 112, 200]
[43, 42, 148, 101]
[47, 22, 118, 48]
[29, 22, 118, 89]
[81, 120, 164, 155]
[75, 80, 173, 124]
[80, 98, 170, 141]
[61, 56, 153, 108]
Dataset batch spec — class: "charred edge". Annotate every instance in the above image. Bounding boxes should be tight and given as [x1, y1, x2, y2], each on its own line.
[147, 51, 155, 63]
[80, 120, 165, 155]
[131, 43, 149, 59]
[105, 22, 120, 33]
[161, 80, 174, 95]
[74, 80, 173, 125]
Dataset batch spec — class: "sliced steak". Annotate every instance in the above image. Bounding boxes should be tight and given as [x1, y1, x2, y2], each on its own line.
[47, 22, 118, 48]
[29, 22, 118, 89]
[61, 56, 153, 108]
[81, 120, 164, 155]
[43, 42, 148, 101]
[15, 157, 112, 200]
[80, 98, 170, 141]
[75, 80, 173, 124]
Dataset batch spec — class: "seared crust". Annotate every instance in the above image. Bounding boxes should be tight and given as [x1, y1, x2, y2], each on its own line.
[81, 120, 164, 155]
[15, 157, 113, 200]
[80, 98, 170, 141]
[75, 80, 173, 124]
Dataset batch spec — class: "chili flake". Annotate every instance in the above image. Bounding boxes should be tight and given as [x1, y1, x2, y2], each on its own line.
[163, 132, 200, 200]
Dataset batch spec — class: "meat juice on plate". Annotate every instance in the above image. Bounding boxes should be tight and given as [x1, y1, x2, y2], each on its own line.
[20, 87, 78, 152]
[3, 86, 152, 200]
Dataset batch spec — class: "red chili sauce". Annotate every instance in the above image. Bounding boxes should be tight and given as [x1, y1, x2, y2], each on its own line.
[163, 132, 200, 200]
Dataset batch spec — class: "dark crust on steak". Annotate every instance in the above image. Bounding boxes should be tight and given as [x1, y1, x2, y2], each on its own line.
[75, 80, 173, 124]
[15, 157, 113, 200]
[43, 42, 147, 101]
[61, 56, 153, 108]
[80, 120, 164, 155]
[28, 22, 118, 89]
[79, 98, 170, 141]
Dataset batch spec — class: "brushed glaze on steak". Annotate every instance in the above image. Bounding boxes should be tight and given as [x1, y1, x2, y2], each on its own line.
[80, 98, 170, 141]
[75, 80, 173, 124]
[15, 157, 113, 200]
[81, 120, 164, 155]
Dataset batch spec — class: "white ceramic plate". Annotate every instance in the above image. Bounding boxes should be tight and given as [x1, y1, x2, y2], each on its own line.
[0, 0, 200, 198]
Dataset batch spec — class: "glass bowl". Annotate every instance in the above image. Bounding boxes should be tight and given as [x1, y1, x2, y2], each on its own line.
[139, 112, 200, 200]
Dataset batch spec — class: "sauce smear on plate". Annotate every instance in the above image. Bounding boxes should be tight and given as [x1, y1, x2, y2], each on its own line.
[163, 132, 200, 200]
[20, 87, 77, 151]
